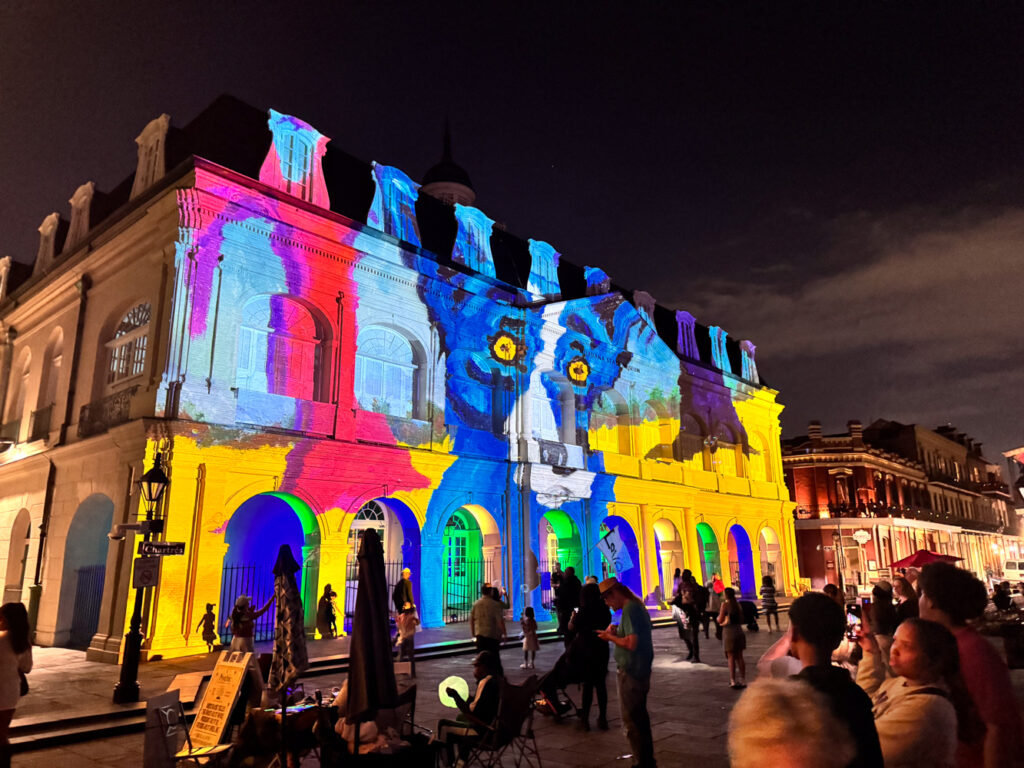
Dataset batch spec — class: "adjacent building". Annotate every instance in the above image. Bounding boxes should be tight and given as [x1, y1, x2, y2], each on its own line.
[0, 97, 798, 661]
[785, 419, 1018, 593]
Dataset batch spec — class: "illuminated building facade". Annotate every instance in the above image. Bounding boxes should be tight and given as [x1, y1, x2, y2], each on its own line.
[0, 97, 797, 661]
[786, 419, 1019, 593]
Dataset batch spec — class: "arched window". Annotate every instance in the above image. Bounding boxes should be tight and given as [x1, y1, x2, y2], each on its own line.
[2, 351, 30, 442]
[678, 414, 706, 472]
[355, 327, 417, 418]
[32, 330, 63, 440]
[590, 390, 631, 455]
[280, 133, 314, 202]
[531, 375, 573, 444]
[237, 296, 321, 400]
[748, 433, 773, 482]
[107, 303, 150, 386]
[348, 501, 387, 547]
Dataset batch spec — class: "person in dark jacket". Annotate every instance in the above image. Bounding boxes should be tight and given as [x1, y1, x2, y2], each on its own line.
[788, 592, 883, 768]
[392, 568, 414, 614]
[555, 566, 582, 641]
[571, 582, 612, 730]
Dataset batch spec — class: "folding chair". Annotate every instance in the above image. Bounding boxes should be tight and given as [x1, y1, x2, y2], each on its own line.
[461, 675, 542, 768]
[157, 701, 232, 767]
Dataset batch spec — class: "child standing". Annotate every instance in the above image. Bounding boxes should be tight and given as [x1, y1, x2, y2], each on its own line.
[760, 575, 779, 632]
[520, 606, 539, 669]
[395, 602, 420, 675]
[197, 603, 218, 652]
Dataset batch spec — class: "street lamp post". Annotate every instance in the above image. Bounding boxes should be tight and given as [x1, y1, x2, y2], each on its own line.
[112, 454, 169, 704]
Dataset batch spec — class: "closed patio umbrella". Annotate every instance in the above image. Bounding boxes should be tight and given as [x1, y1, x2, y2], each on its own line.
[347, 528, 398, 725]
[268, 544, 309, 768]
[890, 549, 963, 569]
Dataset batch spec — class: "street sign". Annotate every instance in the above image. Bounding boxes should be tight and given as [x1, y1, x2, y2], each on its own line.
[138, 541, 186, 556]
[133, 557, 160, 589]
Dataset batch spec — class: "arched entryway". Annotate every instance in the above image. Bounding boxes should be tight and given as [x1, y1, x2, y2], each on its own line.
[727, 524, 756, 597]
[653, 518, 684, 600]
[598, 515, 641, 597]
[440, 506, 500, 624]
[538, 510, 583, 610]
[220, 492, 319, 643]
[696, 522, 722, 586]
[343, 498, 421, 631]
[758, 525, 784, 594]
[3, 509, 31, 604]
[60, 495, 114, 648]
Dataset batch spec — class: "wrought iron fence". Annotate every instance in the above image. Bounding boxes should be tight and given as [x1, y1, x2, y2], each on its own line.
[78, 385, 139, 438]
[29, 403, 54, 442]
[444, 557, 493, 624]
[343, 558, 406, 633]
[219, 561, 288, 643]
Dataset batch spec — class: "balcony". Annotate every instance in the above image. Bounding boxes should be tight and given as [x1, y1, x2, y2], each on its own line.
[0, 419, 20, 446]
[28, 404, 54, 442]
[78, 386, 139, 438]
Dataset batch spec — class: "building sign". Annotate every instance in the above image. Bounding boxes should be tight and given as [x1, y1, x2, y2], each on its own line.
[190, 651, 251, 747]
[133, 557, 160, 589]
[139, 541, 186, 556]
[852, 530, 872, 545]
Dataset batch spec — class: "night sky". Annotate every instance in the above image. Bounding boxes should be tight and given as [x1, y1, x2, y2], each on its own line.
[2, 2, 1023, 461]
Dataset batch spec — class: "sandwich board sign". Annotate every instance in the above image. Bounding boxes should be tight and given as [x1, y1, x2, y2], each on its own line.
[190, 651, 251, 747]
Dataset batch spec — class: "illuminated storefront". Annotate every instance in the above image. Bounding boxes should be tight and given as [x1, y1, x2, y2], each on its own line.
[0, 98, 797, 660]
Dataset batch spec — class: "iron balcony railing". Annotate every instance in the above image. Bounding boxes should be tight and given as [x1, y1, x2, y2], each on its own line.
[78, 385, 139, 438]
[0, 419, 20, 445]
[29, 403, 54, 442]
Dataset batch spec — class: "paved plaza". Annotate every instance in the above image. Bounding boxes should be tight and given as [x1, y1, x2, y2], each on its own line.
[15, 616, 1024, 767]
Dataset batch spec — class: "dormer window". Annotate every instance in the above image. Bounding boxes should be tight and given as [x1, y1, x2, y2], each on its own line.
[129, 114, 170, 200]
[259, 109, 330, 208]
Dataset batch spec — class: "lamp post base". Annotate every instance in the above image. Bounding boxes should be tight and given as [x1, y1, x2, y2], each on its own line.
[113, 588, 144, 704]
[112, 678, 140, 704]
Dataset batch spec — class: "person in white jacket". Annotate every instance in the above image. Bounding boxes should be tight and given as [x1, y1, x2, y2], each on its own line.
[855, 617, 969, 768]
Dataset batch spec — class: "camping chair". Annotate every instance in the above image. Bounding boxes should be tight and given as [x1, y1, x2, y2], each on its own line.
[156, 700, 233, 767]
[460, 675, 541, 768]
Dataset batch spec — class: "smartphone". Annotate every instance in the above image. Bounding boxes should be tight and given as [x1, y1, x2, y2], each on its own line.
[846, 612, 861, 640]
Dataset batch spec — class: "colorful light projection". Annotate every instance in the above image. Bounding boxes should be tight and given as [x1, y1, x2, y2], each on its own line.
[151, 107, 787, 648]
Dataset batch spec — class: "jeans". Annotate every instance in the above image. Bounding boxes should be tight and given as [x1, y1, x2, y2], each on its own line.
[617, 669, 655, 767]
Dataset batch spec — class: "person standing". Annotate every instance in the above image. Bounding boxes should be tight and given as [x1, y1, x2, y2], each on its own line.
[760, 575, 779, 633]
[520, 606, 539, 669]
[672, 570, 701, 663]
[470, 584, 505, 662]
[227, 594, 274, 653]
[717, 587, 747, 688]
[196, 603, 218, 652]
[918, 562, 1022, 768]
[0, 603, 31, 768]
[787, 592, 883, 768]
[892, 576, 919, 627]
[392, 568, 414, 614]
[556, 566, 582, 641]
[573, 582, 612, 731]
[317, 584, 336, 639]
[395, 602, 419, 675]
[597, 577, 656, 768]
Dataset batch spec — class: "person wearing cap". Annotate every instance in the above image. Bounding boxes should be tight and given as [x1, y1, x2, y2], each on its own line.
[436, 650, 503, 766]
[226, 594, 274, 653]
[596, 577, 656, 768]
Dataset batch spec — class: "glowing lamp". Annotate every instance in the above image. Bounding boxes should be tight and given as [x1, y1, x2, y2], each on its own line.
[139, 454, 170, 512]
[439, 675, 470, 708]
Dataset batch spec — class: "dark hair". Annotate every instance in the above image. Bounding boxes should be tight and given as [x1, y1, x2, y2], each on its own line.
[870, 584, 898, 635]
[822, 583, 840, 598]
[789, 592, 846, 652]
[918, 563, 988, 625]
[893, 576, 918, 602]
[474, 650, 502, 675]
[1, 602, 30, 654]
[481, 584, 491, 597]
[901, 618, 983, 743]
[580, 582, 602, 608]
[723, 587, 737, 603]
[673, 568, 681, 579]
[565, 566, 575, 577]
[762, 575, 774, 588]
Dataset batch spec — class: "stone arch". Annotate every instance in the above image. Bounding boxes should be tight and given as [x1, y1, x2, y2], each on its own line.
[436, 504, 502, 624]
[354, 322, 428, 419]
[536, 508, 584, 612]
[58, 494, 114, 647]
[679, 412, 706, 470]
[711, 422, 743, 477]
[219, 491, 320, 639]
[695, 521, 722, 585]
[748, 430, 773, 482]
[727, 524, 756, 597]
[4, 347, 31, 436]
[652, 517, 684, 600]
[3, 509, 31, 604]
[590, 388, 631, 455]
[758, 524, 784, 594]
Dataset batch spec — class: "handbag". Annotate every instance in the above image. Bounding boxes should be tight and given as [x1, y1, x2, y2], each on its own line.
[18, 670, 28, 697]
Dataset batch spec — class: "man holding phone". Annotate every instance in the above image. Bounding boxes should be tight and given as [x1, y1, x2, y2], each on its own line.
[597, 577, 656, 768]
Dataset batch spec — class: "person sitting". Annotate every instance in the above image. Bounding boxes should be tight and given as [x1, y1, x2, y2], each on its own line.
[435, 651, 503, 766]
[856, 618, 978, 768]
[729, 678, 856, 768]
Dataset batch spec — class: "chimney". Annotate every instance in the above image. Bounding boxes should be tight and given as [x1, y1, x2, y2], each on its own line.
[808, 421, 823, 448]
[675, 310, 698, 360]
[848, 420, 864, 449]
[633, 291, 655, 324]
[584, 266, 611, 296]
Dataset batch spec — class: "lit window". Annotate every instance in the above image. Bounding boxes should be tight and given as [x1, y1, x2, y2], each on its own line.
[236, 296, 321, 400]
[280, 133, 313, 202]
[348, 501, 386, 547]
[354, 328, 416, 418]
[107, 303, 150, 386]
